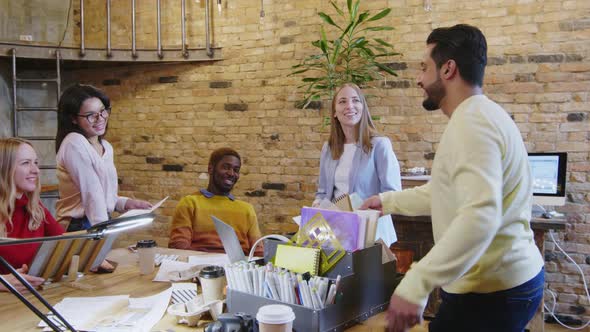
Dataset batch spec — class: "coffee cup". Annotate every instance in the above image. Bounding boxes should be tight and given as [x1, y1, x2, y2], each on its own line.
[136, 239, 157, 275]
[198, 265, 226, 304]
[256, 304, 295, 332]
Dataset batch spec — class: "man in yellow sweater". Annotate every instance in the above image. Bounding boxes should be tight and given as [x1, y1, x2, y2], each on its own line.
[362, 24, 544, 332]
[169, 148, 263, 256]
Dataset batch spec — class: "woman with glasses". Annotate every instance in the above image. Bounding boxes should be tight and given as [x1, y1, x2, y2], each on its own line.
[313, 83, 402, 247]
[55, 84, 151, 231]
[0, 138, 64, 291]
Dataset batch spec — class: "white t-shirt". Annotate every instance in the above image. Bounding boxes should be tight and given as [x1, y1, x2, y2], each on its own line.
[333, 143, 357, 199]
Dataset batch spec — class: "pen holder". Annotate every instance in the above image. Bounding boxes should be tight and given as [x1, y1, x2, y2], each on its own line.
[227, 241, 401, 332]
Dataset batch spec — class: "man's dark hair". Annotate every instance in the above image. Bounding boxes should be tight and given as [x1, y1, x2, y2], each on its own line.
[427, 24, 487, 87]
[209, 147, 241, 168]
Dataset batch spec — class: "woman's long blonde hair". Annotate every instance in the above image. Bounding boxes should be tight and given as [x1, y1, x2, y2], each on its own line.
[328, 83, 379, 160]
[0, 138, 44, 237]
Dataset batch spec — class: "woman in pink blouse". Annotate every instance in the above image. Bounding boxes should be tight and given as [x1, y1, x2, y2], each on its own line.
[55, 84, 151, 231]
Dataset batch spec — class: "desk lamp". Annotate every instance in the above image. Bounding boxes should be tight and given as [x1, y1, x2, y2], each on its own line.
[0, 212, 156, 332]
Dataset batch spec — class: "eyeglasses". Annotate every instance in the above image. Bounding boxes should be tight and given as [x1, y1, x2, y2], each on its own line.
[77, 108, 111, 124]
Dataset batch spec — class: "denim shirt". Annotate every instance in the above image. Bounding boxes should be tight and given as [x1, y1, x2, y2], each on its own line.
[315, 136, 402, 245]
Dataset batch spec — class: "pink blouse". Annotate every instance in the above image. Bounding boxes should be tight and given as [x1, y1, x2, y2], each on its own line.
[56, 133, 128, 226]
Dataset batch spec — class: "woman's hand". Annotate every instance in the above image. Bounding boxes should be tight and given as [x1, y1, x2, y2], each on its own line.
[0, 265, 45, 292]
[124, 199, 152, 210]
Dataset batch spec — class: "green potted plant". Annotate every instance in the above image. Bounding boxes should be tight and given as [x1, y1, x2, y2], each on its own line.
[291, 0, 399, 109]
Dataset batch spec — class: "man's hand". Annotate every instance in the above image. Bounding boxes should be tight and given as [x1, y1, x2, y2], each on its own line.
[124, 199, 152, 210]
[0, 264, 45, 292]
[359, 195, 384, 215]
[386, 294, 423, 332]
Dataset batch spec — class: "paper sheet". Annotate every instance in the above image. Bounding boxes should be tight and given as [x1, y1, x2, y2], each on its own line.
[153, 260, 200, 282]
[170, 283, 200, 304]
[119, 196, 169, 218]
[40, 288, 172, 332]
[187, 253, 230, 266]
[39, 295, 129, 331]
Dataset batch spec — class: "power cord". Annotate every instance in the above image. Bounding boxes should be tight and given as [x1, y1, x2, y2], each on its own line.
[247, 234, 290, 262]
[544, 230, 590, 330]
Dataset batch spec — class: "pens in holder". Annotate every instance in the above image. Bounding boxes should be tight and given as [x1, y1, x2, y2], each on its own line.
[225, 262, 343, 308]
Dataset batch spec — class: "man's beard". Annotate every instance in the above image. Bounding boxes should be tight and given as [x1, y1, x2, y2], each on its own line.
[213, 172, 235, 194]
[422, 76, 446, 111]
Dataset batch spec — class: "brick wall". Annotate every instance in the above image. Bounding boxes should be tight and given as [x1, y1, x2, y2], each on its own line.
[60, 0, 589, 323]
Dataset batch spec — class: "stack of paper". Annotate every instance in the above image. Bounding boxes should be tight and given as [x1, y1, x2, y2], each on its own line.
[39, 287, 172, 332]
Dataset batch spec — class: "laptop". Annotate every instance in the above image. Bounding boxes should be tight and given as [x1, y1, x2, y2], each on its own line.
[211, 216, 247, 263]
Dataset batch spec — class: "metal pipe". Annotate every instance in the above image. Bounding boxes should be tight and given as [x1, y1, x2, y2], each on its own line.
[205, 0, 213, 57]
[11, 49, 17, 137]
[181, 0, 187, 58]
[80, 0, 85, 56]
[106, 0, 112, 57]
[56, 50, 61, 99]
[157, 0, 162, 58]
[131, 0, 137, 58]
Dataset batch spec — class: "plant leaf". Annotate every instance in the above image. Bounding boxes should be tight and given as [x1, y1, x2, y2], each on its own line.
[318, 12, 340, 29]
[303, 77, 321, 82]
[375, 62, 398, 76]
[362, 26, 395, 32]
[341, 21, 355, 37]
[373, 45, 388, 54]
[290, 69, 309, 75]
[357, 12, 370, 24]
[331, 38, 342, 64]
[330, 1, 344, 17]
[374, 51, 401, 57]
[374, 38, 394, 48]
[367, 8, 391, 22]
[347, 0, 352, 13]
[351, 0, 360, 20]
[320, 26, 329, 57]
[350, 37, 366, 48]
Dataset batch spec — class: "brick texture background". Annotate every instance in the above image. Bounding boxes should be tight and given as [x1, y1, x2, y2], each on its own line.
[51, 0, 590, 323]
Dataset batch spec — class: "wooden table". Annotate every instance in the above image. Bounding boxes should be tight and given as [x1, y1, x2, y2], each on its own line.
[0, 247, 420, 332]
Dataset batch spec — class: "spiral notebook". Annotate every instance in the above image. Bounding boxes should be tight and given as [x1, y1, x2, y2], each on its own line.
[274, 244, 321, 276]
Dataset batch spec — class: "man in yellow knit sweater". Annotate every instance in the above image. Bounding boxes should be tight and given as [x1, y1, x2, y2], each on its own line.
[168, 148, 263, 256]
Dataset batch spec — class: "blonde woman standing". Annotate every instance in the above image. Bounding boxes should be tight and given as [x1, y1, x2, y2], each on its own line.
[314, 83, 402, 246]
[0, 138, 64, 291]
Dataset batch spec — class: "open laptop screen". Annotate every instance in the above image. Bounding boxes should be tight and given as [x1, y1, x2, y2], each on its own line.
[211, 215, 247, 263]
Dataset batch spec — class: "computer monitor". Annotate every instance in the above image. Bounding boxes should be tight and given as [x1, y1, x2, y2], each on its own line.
[528, 152, 567, 206]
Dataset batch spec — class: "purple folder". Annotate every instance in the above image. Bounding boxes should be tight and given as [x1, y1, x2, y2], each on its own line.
[300, 207, 362, 252]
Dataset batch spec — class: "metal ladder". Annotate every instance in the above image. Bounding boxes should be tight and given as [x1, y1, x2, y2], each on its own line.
[11, 48, 61, 198]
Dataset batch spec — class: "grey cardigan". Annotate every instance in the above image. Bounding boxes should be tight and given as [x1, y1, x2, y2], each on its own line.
[315, 136, 402, 245]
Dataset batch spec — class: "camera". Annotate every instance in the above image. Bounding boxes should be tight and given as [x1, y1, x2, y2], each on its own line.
[204, 312, 258, 332]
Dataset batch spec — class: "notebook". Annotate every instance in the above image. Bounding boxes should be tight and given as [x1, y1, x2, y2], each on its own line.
[211, 216, 247, 263]
[332, 193, 353, 212]
[274, 244, 321, 276]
